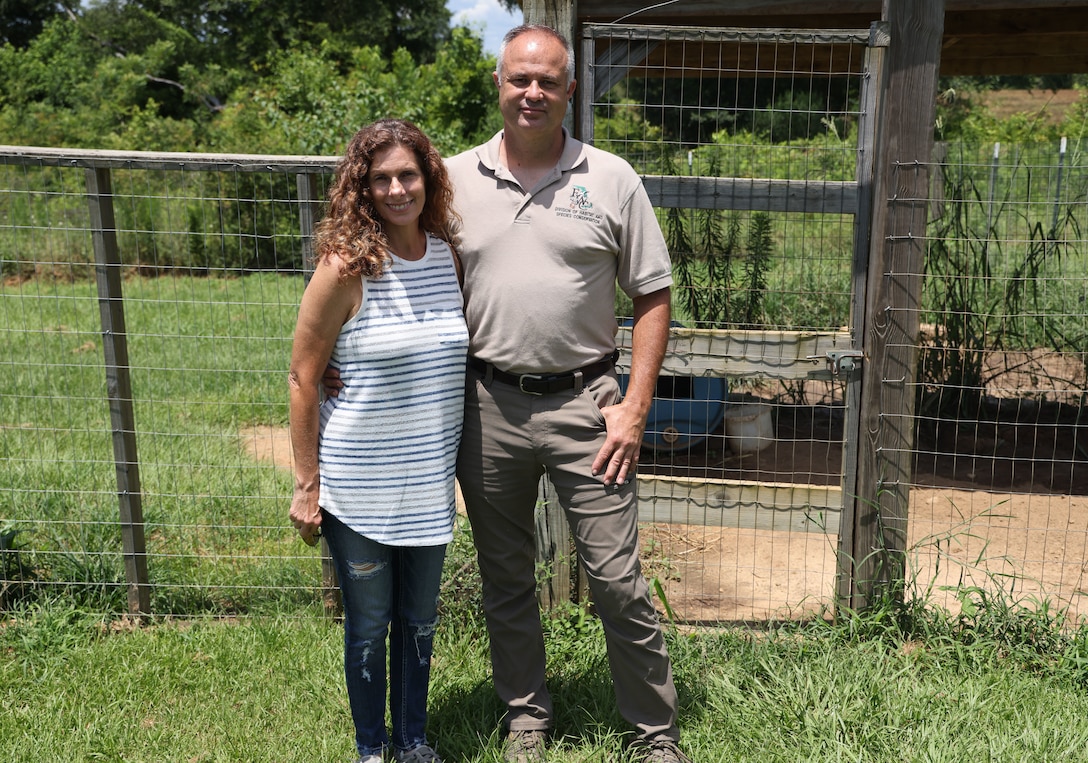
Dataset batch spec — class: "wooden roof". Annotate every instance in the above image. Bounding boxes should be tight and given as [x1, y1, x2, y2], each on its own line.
[577, 1, 1088, 75]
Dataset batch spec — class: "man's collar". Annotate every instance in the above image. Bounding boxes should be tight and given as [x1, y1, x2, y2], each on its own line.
[476, 127, 587, 176]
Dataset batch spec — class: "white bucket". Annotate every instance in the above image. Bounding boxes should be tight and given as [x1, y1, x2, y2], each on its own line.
[723, 402, 774, 453]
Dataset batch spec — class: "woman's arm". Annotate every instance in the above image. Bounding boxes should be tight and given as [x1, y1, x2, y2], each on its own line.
[287, 257, 359, 545]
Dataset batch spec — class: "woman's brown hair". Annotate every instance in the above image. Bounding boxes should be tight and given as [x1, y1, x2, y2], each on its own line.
[314, 119, 459, 279]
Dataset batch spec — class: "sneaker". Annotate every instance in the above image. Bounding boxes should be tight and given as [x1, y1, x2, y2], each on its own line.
[632, 739, 692, 763]
[395, 744, 442, 763]
[355, 756, 383, 763]
[503, 728, 547, 762]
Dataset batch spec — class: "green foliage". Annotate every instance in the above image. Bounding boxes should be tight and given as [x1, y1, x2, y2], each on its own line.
[222, 28, 498, 157]
[917, 144, 1086, 422]
[621, 74, 858, 147]
[669, 203, 773, 329]
[0, 2, 493, 154]
[593, 98, 666, 167]
[936, 80, 1088, 146]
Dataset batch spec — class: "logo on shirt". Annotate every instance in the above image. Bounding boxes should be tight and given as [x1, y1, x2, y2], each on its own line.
[556, 185, 603, 224]
[569, 185, 593, 210]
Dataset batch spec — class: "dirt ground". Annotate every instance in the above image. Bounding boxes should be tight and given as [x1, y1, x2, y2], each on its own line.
[246, 385, 1088, 624]
[974, 88, 1081, 124]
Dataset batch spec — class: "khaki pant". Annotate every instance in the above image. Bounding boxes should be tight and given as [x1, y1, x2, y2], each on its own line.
[457, 365, 680, 742]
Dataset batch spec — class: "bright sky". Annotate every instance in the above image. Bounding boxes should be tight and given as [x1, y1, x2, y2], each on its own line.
[447, 0, 522, 55]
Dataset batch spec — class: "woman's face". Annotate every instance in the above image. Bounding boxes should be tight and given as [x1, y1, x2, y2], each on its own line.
[365, 144, 426, 231]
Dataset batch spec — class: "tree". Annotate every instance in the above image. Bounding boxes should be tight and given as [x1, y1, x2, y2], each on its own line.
[213, 27, 498, 156]
[0, 0, 495, 152]
[0, 0, 62, 48]
[134, 0, 452, 69]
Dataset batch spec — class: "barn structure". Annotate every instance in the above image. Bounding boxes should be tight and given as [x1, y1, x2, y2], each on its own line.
[519, 0, 1088, 613]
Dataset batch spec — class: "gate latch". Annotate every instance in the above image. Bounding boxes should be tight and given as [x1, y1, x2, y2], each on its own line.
[807, 349, 864, 376]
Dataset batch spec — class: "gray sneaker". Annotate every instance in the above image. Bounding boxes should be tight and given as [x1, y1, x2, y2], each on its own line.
[503, 728, 547, 762]
[395, 744, 442, 763]
[632, 739, 692, 763]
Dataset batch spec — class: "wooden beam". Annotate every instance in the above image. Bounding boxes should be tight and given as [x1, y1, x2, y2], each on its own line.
[86, 167, 151, 617]
[637, 475, 841, 534]
[641, 176, 859, 215]
[616, 327, 854, 382]
[580, 0, 1088, 20]
[579, 2, 1088, 76]
[845, 0, 945, 610]
[943, 7, 1088, 34]
[940, 54, 1088, 76]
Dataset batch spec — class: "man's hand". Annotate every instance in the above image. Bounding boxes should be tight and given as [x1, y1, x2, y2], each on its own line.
[592, 286, 671, 487]
[322, 365, 343, 398]
[592, 400, 646, 486]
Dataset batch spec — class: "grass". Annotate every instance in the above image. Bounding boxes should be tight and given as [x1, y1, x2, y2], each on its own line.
[1, 273, 308, 615]
[2, 150, 1088, 759]
[5, 583, 1088, 761]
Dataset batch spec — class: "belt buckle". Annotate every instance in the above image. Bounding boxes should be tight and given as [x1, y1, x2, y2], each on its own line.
[518, 373, 545, 395]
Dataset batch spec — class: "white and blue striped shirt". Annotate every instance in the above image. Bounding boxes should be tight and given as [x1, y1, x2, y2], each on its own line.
[318, 234, 468, 546]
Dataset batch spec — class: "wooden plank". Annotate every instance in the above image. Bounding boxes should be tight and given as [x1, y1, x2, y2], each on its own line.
[616, 327, 854, 381]
[943, 7, 1088, 35]
[940, 53, 1088, 77]
[584, 24, 872, 45]
[636, 475, 841, 534]
[86, 167, 151, 617]
[837, 25, 887, 607]
[846, 0, 945, 609]
[580, 0, 1088, 20]
[589, 38, 869, 79]
[642, 175, 858, 215]
[0, 145, 333, 173]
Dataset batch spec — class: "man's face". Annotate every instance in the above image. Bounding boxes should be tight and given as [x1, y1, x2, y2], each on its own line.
[494, 32, 577, 136]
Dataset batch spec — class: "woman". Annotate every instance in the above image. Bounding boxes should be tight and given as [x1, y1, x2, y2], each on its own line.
[288, 119, 467, 763]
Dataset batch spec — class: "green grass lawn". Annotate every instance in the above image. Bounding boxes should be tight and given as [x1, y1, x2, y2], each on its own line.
[4, 591, 1088, 762]
[4, 264, 1088, 760]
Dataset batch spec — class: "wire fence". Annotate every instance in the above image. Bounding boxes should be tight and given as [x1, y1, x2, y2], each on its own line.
[1, 150, 332, 619]
[2, 34, 1088, 624]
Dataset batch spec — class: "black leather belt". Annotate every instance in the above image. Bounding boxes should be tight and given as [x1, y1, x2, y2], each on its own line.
[468, 351, 619, 395]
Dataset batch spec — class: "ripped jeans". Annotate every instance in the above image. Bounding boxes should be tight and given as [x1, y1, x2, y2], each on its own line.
[322, 511, 447, 757]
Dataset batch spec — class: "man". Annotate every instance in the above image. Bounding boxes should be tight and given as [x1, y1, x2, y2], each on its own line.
[446, 24, 690, 763]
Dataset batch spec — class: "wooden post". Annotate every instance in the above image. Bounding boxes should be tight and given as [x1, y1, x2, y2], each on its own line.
[847, 0, 944, 610]
[837, 22, 890, 606]
[522, 0, 576, 36]
[86, 167, 151, 617]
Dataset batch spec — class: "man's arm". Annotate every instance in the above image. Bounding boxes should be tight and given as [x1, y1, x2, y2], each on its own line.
[592, 286, 670, 486]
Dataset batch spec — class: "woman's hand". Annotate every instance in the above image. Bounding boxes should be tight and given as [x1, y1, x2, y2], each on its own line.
[289, 487, 323, 546]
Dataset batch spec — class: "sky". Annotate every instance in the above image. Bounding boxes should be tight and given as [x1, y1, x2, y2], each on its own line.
[446, 0, 522, 55]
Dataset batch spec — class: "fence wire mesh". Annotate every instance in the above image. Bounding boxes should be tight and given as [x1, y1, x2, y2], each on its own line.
[2, 156, 331, 618]
[582, 24, 874, 621]
[900, 143, 1088, 619]
[2, 63, 1087, 624]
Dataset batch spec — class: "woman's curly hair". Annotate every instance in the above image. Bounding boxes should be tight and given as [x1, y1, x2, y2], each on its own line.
[314, 119, 459, 279]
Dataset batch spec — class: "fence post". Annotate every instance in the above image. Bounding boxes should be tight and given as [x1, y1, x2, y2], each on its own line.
[296, 170, 343, 619]
[838, 21, 891, 606]
[535, 479, 573, 610]
[85, 166, 151, 616]
[847, 0, 945, 610]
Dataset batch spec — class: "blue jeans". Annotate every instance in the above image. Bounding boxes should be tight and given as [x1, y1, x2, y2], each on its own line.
[322, 511, 447, 756]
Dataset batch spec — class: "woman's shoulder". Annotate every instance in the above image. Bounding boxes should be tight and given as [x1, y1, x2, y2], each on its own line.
[424, 232, 455, 252]
[314, 251, 350, 275]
